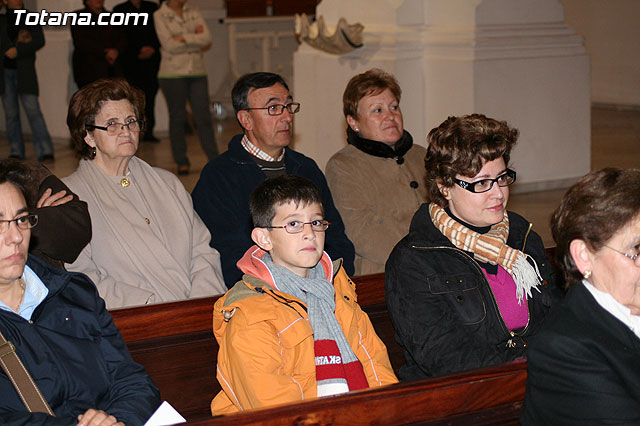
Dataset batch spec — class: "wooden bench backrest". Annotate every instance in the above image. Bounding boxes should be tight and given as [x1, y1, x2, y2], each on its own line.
[111, 247, 558, 423]
[110, 272, 395, 421]
[189, 361, 528, 426]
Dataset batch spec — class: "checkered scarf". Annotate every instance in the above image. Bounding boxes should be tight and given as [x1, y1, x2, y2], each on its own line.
[429, 203, 542, 303]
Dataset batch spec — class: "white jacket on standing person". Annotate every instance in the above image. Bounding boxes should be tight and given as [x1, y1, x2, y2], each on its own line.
[154, 2, 211, 77]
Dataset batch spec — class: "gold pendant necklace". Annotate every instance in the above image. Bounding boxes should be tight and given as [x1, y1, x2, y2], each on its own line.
[13, 278, 26, 312]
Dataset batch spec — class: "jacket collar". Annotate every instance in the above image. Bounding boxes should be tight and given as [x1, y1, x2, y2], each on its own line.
[26, 255, 72, 300]
[407, 203, 454, 247]
[226, 134, 301, 171]
[568, 283, 640, 351]
[346, 127, 413, 161]
[236, 245, 335, 291]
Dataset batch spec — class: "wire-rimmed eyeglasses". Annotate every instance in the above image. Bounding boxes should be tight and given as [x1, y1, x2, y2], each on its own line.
[454, 169, 517, 193]
[86, 119, 144, 136]
[243, 103, 301, 116]
[603, 245, 640, 266]
[266, 219, 330, 234]
[0, 214, 38, 233]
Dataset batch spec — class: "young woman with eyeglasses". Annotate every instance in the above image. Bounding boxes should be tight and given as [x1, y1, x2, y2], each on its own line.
[385, 113, 562, 381]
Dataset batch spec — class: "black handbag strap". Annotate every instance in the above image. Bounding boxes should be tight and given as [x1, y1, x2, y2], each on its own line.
[0, 330, 54, 415]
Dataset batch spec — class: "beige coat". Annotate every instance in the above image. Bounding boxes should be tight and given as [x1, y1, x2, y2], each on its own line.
[326, 144, 428, 275]
[63, 157, 226, 309]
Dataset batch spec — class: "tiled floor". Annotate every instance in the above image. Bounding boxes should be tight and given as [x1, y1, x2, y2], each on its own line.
[1, 107, 638, 247]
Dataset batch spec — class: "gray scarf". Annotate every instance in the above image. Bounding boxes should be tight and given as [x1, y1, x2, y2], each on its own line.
[261, 254, 358, 367]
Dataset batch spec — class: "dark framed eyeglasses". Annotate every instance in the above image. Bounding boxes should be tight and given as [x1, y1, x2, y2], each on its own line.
[86, 119, 144, 136]
[454, 169, 516, 193]
[0, 214, 38, 233]
[244, 103, 301, 116]
[266, 219, 330, 234]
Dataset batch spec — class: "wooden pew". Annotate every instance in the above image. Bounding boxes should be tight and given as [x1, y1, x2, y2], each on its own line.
[189, 361, 528, 426]
[111, 296, 219, 422]
[110, 272, 398, 422]
[110, 247, 559, 423]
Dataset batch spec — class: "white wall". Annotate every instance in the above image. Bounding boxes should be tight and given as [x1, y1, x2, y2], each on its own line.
[293, 0, 591, 191]
[560, 0, 640, 107]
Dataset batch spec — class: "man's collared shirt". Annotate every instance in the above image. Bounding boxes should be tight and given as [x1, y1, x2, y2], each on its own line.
[241, 134, 285, 162]
[0, 265, 49, 321]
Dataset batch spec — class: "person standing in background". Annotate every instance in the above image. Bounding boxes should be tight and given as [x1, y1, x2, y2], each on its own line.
[70, 0, 126, 88]
[114, 0, 161, 142]
[154, 0, 218, 175]
[0, 0, 54, 162]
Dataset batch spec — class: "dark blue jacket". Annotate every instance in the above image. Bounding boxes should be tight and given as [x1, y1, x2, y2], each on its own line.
[192, 134, 355, 287]
[0, 256, 160, 425]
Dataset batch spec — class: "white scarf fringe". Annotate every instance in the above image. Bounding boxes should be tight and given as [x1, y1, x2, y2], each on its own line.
[512, 253, 543, 305]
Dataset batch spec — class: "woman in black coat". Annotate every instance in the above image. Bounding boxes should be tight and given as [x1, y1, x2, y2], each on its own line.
[521, 168, 640, 425]
[0, 163, 159, 425]
[386, 114, 560, 381]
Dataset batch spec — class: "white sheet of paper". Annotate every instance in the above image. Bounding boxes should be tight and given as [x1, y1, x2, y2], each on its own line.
[143, 401, 187, 426]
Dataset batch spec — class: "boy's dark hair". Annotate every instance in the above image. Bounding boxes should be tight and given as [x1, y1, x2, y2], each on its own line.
[250, 175, 323, 228]
[231, 72, 290, 114]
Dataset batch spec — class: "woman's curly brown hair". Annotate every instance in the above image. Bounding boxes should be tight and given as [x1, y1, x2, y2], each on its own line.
[424, 114, 519, 207]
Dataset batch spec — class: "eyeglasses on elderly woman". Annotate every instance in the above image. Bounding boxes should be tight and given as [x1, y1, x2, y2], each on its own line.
[454, 168, 516, 193]
[0, 214, 38, 233]
[85, 118, 144, 136]
[602, 244, 640, 266]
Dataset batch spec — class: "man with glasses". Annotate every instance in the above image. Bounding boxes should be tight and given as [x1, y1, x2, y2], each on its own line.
[193, 72, 355, 287]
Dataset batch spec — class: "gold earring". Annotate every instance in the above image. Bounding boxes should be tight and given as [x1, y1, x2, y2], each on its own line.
[583, 270, 591, 279]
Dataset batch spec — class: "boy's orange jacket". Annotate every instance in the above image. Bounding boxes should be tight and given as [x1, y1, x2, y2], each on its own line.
[210, 245, 397, 415]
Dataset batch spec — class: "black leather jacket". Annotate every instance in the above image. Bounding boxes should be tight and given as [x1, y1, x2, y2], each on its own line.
[385, 203, 561, 381]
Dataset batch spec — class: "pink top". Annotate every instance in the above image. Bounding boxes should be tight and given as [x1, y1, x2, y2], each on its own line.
[482, 266, 529, 330]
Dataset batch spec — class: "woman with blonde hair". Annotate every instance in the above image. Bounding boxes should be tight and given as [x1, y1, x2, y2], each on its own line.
[326, 69, 428, 275]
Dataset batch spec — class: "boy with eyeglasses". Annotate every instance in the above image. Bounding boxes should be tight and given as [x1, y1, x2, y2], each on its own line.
[210, 175, 397, 415]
